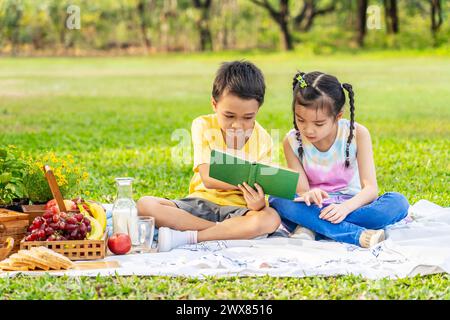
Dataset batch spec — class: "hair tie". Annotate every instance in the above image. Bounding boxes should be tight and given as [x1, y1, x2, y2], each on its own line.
[296, 74, 308, 89]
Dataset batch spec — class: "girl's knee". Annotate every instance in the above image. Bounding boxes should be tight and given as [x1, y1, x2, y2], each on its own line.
[382, 192, 410, 214]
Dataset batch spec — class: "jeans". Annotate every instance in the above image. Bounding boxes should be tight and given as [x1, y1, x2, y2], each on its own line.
[269, 192, 410, 246]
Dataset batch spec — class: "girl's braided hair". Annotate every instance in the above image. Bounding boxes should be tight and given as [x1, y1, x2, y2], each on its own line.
[292, 71, 355, 168]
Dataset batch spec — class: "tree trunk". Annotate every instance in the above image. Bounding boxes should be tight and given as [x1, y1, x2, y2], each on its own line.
[294, 0, 335, 32]
[356, 0, 368, 47]
[193, 0, 213, 51]
[250, 0, 293, 51]
[278, 0, 293, 50]
[430, 0, 443, 47]
[137, 0, 152, 50]
[384, 0, 399, 34]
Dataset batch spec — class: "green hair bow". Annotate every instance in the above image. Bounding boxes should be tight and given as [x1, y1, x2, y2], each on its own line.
[296, 74, 308, 88]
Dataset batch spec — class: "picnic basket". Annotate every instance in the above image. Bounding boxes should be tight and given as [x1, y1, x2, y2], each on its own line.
[0, 208, 29, 256]
[19, 165, 108, 261]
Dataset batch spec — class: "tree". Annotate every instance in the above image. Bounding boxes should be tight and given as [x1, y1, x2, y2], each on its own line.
[136, 0, 154, 51]
[356, 0, 368, 47]
[384, 0, 399, 34]
[192, 0, 213, 51]
[1, 0, 23, 56]
[250, 0, 293, 50]
[293, 0, 336, 32]
[430, 0, 443, 46]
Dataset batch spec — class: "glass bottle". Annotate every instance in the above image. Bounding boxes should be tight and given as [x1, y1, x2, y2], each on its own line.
[112, 177, 139, 246]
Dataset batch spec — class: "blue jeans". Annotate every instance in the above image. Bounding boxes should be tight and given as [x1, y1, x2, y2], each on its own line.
[269, 192, 409, 246]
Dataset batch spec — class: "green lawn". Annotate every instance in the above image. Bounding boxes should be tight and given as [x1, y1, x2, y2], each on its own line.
[0, 51, 449, 299]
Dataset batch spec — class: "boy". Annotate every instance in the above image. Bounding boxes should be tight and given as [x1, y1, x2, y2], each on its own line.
[137, 61, 281, 252]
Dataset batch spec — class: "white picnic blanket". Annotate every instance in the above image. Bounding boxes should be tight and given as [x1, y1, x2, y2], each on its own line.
[1, 200, 449, 279]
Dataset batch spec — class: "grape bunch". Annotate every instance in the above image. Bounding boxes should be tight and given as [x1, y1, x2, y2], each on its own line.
[25, 209, 92, 241]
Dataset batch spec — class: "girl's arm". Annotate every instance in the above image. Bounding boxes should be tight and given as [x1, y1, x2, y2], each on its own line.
[198, 163, 240, 190]
[342, 123, 379, 212]
[283, 136, 310, 194]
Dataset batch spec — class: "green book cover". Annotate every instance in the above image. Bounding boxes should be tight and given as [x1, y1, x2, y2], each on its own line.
[208, 149, 299, 200]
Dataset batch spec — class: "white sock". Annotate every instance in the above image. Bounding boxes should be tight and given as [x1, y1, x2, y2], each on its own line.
[158, 227, 198, 252]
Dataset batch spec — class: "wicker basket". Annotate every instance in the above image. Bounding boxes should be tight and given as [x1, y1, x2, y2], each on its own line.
[20, 231, 108, 261]
[0, 209, 29, 256]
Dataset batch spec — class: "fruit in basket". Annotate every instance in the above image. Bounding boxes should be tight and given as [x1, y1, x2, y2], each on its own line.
[45, 199, 77, 212]
[84, 201, 107, 232]
[77, 204, 103, 240]
[25, 209, 93, 242]
[108, 233, 131, 255]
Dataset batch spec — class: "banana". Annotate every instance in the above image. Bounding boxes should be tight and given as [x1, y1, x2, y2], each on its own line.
[85, 201, 107, 233]
[86, 217, 103, 240]
[77, 204, 103, 240]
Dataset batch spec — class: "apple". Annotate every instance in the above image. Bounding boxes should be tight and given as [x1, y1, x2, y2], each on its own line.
[45, 199, 77, 212]
[108, 233, 132, 255]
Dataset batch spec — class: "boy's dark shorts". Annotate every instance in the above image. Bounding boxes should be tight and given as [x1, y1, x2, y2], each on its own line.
[171, 197, 250, 223]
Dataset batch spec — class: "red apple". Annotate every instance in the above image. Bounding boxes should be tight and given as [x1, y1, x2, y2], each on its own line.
[108, 233, 132, 255]
[45, 199, 77, 212]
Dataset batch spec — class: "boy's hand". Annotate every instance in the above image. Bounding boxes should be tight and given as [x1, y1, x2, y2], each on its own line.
[294, 188, 329, 208]
[238, 182, 266, 211]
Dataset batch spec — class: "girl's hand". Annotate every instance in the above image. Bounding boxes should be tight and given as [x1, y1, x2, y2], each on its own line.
[319, 203, 351, 224]
[294, 188, 329, 208]
[238, 182, 266, 211]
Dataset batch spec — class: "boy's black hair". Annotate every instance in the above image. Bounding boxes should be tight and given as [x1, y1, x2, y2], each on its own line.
[212, 60, 265, 106]
[292, 71, 355, 168]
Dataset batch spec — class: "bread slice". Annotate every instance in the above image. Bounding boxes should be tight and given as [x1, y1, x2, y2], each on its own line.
[31, 247, 74, 270]
[8, 253, 36, 270]
[0, 259, 29, 271]
[16, 250, 51, 270]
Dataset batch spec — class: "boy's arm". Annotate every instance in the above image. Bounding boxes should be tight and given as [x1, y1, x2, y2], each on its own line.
[283, 136, 310, 195]
[191, 118, 239, 191]
[198, 164, 240, 190]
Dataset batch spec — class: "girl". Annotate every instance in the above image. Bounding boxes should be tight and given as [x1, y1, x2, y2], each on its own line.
[269, 71, 410, 248]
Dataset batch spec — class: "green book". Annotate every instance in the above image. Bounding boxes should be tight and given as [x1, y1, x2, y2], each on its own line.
[209, 149, 299, 200]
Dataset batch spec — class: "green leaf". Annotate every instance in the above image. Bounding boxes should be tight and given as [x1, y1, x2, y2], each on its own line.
[0, 172, 12, 184]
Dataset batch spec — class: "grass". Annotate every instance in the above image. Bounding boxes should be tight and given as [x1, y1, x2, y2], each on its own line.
[0, 50, 449, 299]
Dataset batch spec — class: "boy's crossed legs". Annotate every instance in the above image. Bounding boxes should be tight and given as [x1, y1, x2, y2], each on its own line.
[137, 196, 281, 251]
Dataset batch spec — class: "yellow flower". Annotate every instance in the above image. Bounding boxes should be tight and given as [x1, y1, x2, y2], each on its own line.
[85, 191, 91, 196]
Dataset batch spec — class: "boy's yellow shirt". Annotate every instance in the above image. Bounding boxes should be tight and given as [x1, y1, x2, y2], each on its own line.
[188, 113, 273, 207]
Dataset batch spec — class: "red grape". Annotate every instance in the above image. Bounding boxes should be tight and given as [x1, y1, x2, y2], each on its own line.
[49, 222, 59, 229]
[67, 217, 77, 225]
[45, 227, 54, 236]
[32, 220, 42, 229]
[66, 223, 77, 231]
[37, 230, 45, 239]
[52, 214, 60, 223]
[43, 212, 51, 219]
[75, 213, 84, 222]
